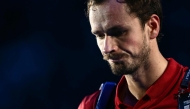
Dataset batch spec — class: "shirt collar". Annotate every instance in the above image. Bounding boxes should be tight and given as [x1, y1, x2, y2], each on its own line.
[146, 58, 185, 99]
[115, 58, 187, 107]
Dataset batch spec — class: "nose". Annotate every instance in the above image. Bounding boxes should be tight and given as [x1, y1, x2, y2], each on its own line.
[103, 36, 117, 54]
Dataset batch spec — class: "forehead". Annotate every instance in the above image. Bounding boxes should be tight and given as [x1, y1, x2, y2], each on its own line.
[89, 0, 132, 33]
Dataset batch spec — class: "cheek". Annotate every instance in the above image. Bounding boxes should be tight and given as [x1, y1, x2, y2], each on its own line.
[120, 36, 137, 46]
[125, 39, 138, 46]
[118, 35, 143, 53]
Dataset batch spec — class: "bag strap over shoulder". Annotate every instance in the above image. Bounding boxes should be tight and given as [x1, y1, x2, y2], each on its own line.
[180, 69, 190, 89]
[95, 82, 117, 109]
[178, 68, 190, 109]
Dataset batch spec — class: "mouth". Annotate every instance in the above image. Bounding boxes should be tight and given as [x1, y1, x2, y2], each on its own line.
[108, 57, 122, 63]
[104, 53, 127, 62]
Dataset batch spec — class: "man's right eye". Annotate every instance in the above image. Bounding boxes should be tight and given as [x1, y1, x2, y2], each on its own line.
[95, 35, 105, 39]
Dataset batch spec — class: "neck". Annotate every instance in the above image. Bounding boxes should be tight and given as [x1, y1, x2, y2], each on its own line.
[124, 42, 168, 100]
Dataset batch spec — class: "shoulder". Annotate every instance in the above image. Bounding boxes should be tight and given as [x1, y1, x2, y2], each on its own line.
[78, 90, 100, 109]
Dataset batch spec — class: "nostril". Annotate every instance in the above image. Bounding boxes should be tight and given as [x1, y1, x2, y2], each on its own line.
[103, 49, 115, 54]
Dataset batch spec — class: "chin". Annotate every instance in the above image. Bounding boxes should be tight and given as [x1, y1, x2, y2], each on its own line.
[109, 60, 139, 76]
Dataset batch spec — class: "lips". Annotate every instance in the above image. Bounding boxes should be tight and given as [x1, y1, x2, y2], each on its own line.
[103, 53, 124, 61]
[109, 55, 122, 60]
[108, 56, 123, 63]
[108, 59, 122, 63]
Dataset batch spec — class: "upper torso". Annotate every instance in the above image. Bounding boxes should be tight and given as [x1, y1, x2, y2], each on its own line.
[78, 58, 189, 109]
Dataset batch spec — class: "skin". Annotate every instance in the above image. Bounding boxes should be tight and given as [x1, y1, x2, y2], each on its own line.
[89, 0, 168, 105]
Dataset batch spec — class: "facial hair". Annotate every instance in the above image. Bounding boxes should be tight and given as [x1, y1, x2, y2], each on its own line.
[103, 35, 150, 76]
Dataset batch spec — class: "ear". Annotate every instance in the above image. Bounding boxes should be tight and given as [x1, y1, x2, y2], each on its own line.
[147, 14, 160, 39]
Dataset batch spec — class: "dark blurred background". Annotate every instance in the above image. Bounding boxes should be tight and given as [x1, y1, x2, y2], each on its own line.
[0, 0, 190, 109]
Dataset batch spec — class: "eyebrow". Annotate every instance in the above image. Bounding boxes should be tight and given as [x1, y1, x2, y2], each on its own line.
[107, 25, 127, 34]
[92, 25, 128, 35]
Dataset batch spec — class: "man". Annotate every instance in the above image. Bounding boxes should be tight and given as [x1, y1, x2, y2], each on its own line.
[78, 0, 189, 108]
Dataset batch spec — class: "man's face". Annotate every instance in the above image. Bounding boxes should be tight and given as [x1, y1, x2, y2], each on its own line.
[89, 0, 150, 75]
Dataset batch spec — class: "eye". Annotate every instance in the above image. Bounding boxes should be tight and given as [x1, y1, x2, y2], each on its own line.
[95, 35, 104, 39]
[111, 30, 127, 37]
[95, 34, 105, 39]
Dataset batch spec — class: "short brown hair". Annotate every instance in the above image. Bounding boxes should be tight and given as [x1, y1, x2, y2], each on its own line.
[87, 0, 163, 40]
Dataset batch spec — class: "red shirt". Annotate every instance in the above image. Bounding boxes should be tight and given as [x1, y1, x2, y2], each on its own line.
[78, 58, 189, 109]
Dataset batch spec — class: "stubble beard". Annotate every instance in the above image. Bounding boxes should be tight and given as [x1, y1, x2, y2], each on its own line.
[103, 35, 150, 76]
